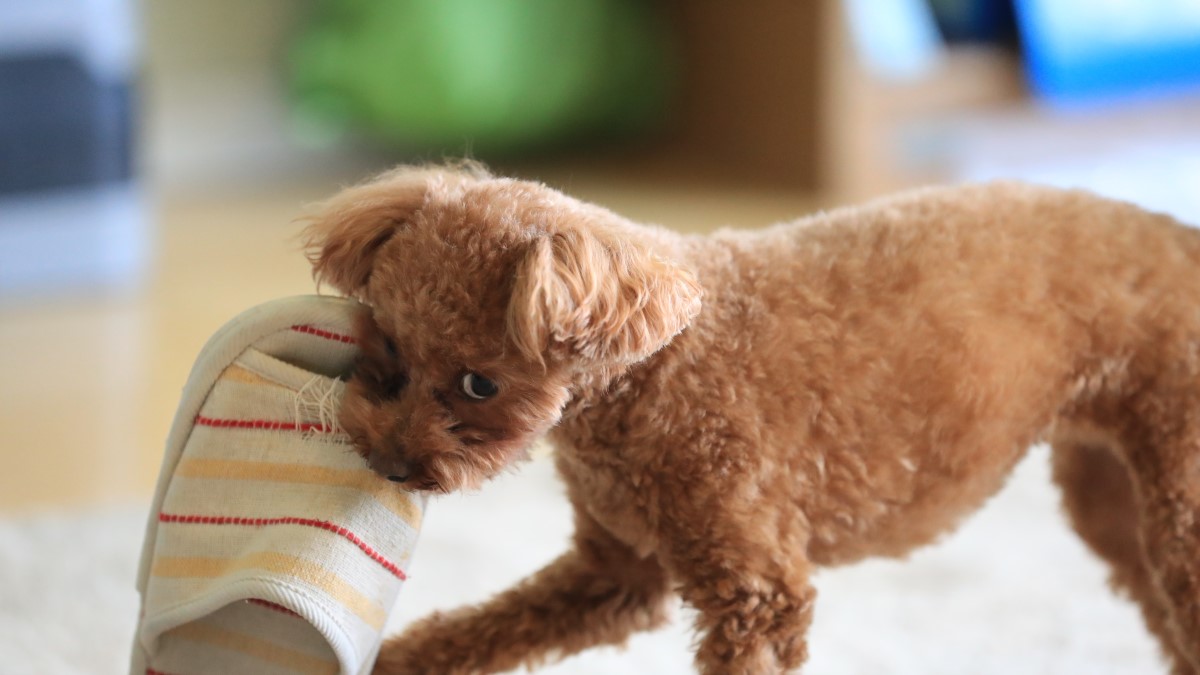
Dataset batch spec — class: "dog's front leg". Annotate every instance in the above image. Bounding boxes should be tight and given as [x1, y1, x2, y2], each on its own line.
[373, 511, 673, 675]
[664, 508, 816, 674]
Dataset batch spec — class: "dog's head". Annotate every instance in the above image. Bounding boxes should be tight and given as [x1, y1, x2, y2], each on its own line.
[303, 164, 702, 492]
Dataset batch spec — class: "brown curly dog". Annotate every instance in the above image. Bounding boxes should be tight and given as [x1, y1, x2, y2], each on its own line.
[303, 164, 1200, 674]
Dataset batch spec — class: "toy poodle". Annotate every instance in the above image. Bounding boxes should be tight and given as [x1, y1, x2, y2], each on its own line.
[304, 163, 1200, 674]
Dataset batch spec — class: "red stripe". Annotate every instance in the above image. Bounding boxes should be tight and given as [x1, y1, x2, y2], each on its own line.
[193, 415, 333, 434]
[158, 512, 407, 580]
[147, 669, 176, 675]
[246, 598, 303, 618]
[290, 324, 357, 344]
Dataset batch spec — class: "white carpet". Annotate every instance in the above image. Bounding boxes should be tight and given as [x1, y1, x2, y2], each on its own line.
[0, 449, 1166, 674]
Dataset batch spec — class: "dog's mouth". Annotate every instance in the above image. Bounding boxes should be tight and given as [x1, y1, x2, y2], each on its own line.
[349, 422, 527, 495]
[409, 476, 447, 493]
[357, 447, 450, 493]
[383, 466, 445, 493]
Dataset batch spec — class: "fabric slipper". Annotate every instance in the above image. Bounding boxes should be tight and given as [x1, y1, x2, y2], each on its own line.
[130, 295, 426, 675]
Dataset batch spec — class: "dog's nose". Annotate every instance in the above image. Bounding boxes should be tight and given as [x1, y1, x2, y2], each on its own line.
[366, 445, 411, 482]
[384, 459, 412, 483]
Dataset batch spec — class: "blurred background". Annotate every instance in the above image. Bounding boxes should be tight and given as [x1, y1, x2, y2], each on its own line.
[0, 0, 1198, 672]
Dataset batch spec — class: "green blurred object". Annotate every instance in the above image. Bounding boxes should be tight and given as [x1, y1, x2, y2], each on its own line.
[291, 0, 673, 155]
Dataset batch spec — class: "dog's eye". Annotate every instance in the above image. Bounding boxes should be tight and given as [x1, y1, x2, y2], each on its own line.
[460, 373, 498, 400]
[384, 337, 398, 358]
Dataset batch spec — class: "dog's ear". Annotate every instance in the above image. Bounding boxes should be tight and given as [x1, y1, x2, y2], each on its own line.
[302, 164, 485, 297]
[507, 228, 703, 366]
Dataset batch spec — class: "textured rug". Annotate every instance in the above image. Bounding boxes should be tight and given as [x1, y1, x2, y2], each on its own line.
[0, 450, 1165, 674]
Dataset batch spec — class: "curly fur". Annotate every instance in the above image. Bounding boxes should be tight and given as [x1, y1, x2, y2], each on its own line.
[304, 164, 1200, 674]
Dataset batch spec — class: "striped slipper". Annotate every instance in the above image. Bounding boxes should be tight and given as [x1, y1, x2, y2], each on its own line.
[130, 295, 426, 675]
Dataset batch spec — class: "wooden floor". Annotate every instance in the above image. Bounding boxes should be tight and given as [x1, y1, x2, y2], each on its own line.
[0, 170, 818, 513]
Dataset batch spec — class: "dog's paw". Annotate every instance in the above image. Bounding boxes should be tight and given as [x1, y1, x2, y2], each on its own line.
[372, 612, 480, 675]
[370, 637, 427, 675]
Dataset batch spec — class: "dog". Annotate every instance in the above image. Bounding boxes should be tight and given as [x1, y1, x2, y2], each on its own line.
[303, 163, 1200, 674]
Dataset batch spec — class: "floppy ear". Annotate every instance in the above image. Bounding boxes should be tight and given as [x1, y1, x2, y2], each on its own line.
[507, 229, 703, 366]
[302, 164, 485, 297]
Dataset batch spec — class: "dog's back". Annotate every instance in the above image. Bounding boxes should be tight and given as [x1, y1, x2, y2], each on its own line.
[593, 182, 1200, 564]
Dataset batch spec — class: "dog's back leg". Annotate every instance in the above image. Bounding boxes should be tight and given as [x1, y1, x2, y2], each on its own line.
[1077, 364, 1200, 675]
[1051, 436, 1195, 673]
[1117, 405, 1200, 675]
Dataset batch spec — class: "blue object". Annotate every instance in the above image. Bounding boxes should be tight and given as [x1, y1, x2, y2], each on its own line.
[0, 0, 145, 298]
[1015, 0, 1200, 102]
[928, 0, 1016, 43]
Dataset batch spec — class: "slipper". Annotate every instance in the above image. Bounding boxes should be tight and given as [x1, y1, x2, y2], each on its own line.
[130, 295, 426, 675]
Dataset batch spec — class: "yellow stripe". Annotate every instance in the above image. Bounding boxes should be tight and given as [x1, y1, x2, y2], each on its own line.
[170, 621, 338, 674]
[219, 364, 282, 388]
[151, 551, 386, 629]
[176, 457, 422, 527]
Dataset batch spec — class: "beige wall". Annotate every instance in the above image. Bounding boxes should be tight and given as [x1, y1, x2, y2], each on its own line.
[141, 0, 367, 192]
